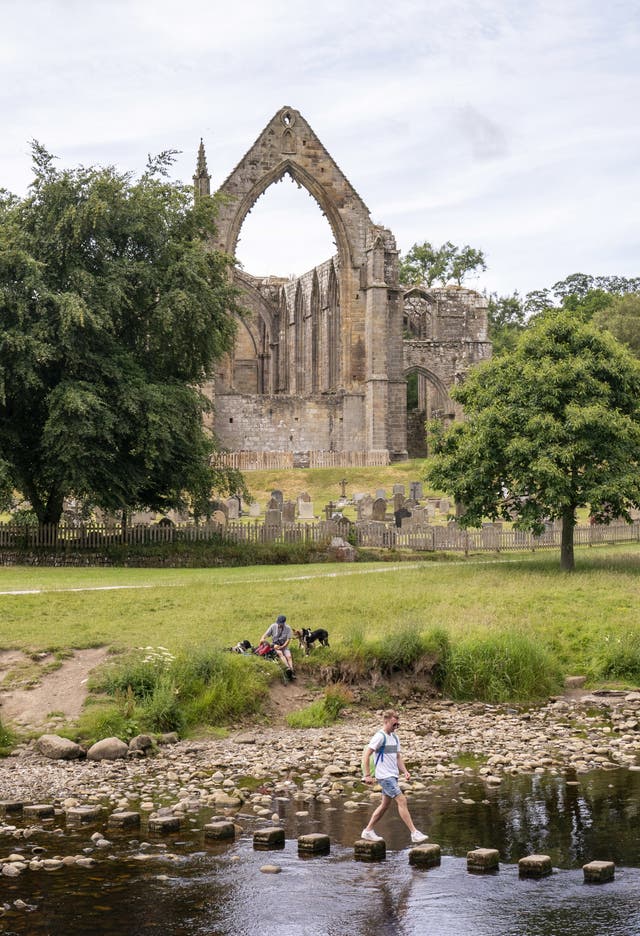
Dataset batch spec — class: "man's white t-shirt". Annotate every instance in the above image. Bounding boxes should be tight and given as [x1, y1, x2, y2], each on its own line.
[368, 730, 400, 780]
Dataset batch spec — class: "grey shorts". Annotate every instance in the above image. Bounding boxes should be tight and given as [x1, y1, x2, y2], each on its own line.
[379, 776, 402, 798]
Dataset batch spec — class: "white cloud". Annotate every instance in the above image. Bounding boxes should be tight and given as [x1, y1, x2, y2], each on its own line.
[1, 0, 638, 296]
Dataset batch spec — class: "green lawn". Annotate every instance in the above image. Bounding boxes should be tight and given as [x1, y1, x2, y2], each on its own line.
[2, 544, 639, 679]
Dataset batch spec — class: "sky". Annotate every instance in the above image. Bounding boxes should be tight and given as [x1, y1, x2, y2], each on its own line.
[1, 0, 639, 297]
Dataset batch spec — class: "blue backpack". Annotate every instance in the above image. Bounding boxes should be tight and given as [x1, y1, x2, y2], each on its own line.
[361, 730, 397, 777]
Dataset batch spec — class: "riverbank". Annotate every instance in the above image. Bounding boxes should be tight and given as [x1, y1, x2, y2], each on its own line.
[2, 691, 639, 808]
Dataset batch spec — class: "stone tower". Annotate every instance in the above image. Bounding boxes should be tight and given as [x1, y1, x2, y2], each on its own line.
[193, 138, 211, 198]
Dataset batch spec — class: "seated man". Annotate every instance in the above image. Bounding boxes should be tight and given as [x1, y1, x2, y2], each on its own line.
[260, 614, 295, 679]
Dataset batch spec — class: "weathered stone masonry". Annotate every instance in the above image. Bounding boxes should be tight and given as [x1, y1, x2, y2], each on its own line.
[196, 107, 491, 464]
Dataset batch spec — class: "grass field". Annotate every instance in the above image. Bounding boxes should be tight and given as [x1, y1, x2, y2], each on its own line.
[1, 544, 639, 679]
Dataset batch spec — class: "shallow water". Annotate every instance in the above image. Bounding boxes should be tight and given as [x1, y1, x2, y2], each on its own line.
[3, 769, 640, 935]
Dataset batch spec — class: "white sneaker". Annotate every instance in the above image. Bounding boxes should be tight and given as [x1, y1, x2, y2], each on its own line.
[361, 829, 383, 842]
[411, 830, 429, 844]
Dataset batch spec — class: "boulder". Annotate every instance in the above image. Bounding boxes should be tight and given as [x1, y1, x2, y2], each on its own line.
[129, 734, 154, 754]
[35, 735, 84, 761]
[87, 737, 129, 761]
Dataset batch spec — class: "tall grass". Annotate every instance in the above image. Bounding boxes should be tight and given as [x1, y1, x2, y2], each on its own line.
[593, 630, 640, 683]
[77, 644, 272, 742]
[443, 632, 564, 702]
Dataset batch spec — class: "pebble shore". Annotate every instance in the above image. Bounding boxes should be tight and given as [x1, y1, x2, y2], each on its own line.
[2, 692, 639, 811]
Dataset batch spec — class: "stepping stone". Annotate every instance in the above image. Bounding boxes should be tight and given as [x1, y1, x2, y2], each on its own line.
[0, 801, 24, 816]
[253, 827, 285, 850]
[409, 843, 441, 868]
[23, 804, 55, 819]
[298, 833, 330, 855]
[583, 860, 615, 883]
[148, 815, 180, 834]
[108, 811, 141, 830]
[204, 822, 236, 841]
[66, 806, 102, 823]
[354, 838, 386, 861]
[519, 854, 552, 878]
[467, 848, 500, 872]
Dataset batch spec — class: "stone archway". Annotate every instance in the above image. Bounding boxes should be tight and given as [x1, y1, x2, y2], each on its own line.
[404, 365, 452, 457]
[203, 106, 407, 463]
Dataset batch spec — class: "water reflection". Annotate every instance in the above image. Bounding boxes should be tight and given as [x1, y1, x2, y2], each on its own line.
[2, 769, 640, 935]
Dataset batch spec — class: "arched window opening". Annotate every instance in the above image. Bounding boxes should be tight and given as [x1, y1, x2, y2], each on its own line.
[235, 173, 337, 278]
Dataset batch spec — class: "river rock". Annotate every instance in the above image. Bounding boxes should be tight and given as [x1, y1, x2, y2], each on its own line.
[129, 735, 154, 754]
[35, 735, 85, 761]
[87, 737, 129, 761]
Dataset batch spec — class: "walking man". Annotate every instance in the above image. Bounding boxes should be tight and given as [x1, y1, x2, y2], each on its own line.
[260, 614, 296, 680]
[361, 709, 428, 843]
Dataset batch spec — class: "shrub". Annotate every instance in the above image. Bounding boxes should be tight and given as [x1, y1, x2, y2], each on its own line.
[0, 717, 14, 755]
[286, 685, 353, 728]
[443, 632, 563, 702]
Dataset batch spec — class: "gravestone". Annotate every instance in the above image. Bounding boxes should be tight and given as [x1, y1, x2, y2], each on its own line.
[226, 498, 239, 520]
[410, 481, 423, 501]
[392, 484, 405, 496]
[297, 491, 311, 503]
[282, 501, 296, 523]
[375, 489, 386, 500]
[352, 492, 366, 503]
[393, 492, 405, 512]
[267, 496, 280, 511]
[211, 500, 229, 519]
[372, 498, 387, 522]
[357, 495, 374, 521]
[270, 490, 284, 509]
[212, 510, 227, 526]
[439, 497, 450, 514]
[412, 506, 428, 526]
[298, 501, 314, 519]
[249, 502, 261, 518]
[426, 504, 436, 519]
[395, 508, 412, 528]
[265, 509, 282, 526]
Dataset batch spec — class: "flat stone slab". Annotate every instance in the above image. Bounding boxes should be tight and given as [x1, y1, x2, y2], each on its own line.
[66, 805, 102, 823]
[204, 821, 236, 841]
[354, 838, 386, 861]
[147, 815, 180, 834]
[409, 843, 441, 868]
[519, 854, 552, 877]
[298, 833, 330, 855]
[583, 860, 615, 883]
[467, 848, 500, 872]
[108, 811, 141, 830]
[0, 801, 24, 815]
[23, 804, 55, 819]
[253, 827, 285, 849]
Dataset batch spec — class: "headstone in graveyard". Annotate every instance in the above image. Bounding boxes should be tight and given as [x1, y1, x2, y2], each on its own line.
[297, 491, 311, 503]
[439, 497, 450, 514]
[267, 496, 280, 511]
[225, 497, 239, 520]
[212, 510, 227, 526]
[357, 494, 374, 521]
[393, 492, 405, 513]
[265, 509, 282, 526]
[375, 489, 386, 500]
[372, 497, 387, 522]
[282, 501, 296, 523]
[392, 484, 405, 496]
[249, 502, 261, 518]
[410, 481, 423, 501]
[270, 490, 284, 509]
[394, 507, 412, 528]
[298, 501, 315, 520]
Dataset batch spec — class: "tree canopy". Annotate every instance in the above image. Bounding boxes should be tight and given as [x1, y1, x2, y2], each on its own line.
[0, 144, 244, 524]
[427, 307, 640, 570]
[399, 241, 486, 287]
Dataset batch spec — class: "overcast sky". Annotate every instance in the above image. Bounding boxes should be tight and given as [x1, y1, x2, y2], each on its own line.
[2, 0, 639, 296]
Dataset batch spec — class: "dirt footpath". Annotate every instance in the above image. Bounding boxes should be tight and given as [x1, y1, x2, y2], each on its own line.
[0, 648, 110, 731]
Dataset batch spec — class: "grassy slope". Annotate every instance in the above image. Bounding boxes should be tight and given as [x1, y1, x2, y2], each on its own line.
[1, 544, 639, 678]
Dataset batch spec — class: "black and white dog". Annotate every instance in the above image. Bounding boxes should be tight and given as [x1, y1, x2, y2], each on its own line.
[293, 627, 330, 655]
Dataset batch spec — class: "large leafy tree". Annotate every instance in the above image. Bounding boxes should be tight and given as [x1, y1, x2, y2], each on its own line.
[427, 308, 640, 571]
[0, 144, 244, 524]
[400, 241, 486, 287]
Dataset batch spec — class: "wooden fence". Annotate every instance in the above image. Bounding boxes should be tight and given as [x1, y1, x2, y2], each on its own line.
[213, 450, 390, 470]
[1, 519, 639, 553]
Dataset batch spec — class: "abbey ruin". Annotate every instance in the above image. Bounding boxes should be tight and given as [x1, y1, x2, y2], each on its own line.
[196, 107, 491, 467]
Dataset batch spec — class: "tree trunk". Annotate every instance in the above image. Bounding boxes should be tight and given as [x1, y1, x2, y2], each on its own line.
[42, 489, 64, 526]
[560, 505, 576, 571]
